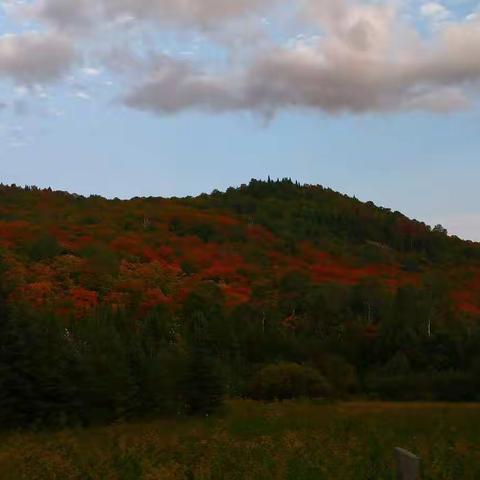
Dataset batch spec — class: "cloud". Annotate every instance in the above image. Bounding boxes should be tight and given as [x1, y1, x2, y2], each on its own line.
[0, 32, 76, 84]
[123, 2, 480, 116]
[73, 90, 92, 100]
[24, 0, 278, 31]
[420, 2, 451, 21]
[82, 67, 101, 77]
[6, 0, 480, 116]
[122, 56, 244, 113]
[18, 0, 98, 31]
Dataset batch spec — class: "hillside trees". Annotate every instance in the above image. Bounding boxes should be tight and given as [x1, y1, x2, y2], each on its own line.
[0, 180, 479, 428]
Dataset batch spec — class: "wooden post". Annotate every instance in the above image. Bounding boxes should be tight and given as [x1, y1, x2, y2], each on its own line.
[395, 448, 420, 480]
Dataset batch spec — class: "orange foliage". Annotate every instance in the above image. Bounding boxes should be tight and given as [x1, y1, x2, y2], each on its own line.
[0, 221, 34, 247]
[0, 185, 478, 322]
[111, 235, 146, 258]
[14, 281, 56, 308]
[103, 291, 128, 312]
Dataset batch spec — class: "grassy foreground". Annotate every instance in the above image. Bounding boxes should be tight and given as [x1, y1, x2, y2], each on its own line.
[0, 400, 479, 480]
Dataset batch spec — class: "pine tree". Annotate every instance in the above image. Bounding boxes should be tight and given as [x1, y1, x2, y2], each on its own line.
[0, 308, 80, 428]
[182, 341, 224, 416]
[0, 306, 38, 428]
[180, 310, 225, 415]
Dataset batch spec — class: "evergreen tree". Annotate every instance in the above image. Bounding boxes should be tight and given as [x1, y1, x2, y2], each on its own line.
[182, 341, 224, 415]
[181, 311, 224, 415]
[0, 307, 80, 428]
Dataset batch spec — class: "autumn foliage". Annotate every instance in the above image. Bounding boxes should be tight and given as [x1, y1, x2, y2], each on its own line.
[1, 179, 480, 428]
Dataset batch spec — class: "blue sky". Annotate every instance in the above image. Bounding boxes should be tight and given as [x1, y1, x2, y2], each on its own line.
[1, 0, 480, 240]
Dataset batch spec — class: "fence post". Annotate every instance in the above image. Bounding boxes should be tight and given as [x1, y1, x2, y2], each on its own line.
[395, 448, 420, 480]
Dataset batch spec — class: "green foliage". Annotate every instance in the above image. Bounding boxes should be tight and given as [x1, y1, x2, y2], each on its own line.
[182, 343, 224, 415]
[0, 181, 480, 430]
[79, 243, 119, 274]
[26, 233, 62, 261]
[315, 354, 359, 396]
[249, 362, 331, 401]
[366, 371, 479, 402]
[190, 178, 480, 262]
[0, 307, 80, 428]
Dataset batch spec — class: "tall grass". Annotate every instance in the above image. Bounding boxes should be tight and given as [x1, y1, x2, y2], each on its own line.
[0, 400, 479, 479]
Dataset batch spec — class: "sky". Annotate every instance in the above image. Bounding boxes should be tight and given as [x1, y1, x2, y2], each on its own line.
[1, 1, 480, 240]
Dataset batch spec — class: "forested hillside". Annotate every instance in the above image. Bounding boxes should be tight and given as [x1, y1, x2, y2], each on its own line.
[1, 178, 480, 428]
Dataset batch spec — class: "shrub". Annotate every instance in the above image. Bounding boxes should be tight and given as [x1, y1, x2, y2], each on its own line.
[366, 371, 479, 401]
[366, 374, 431, 401]
[249, 362, 331, 401]
[316, 354, 358, 396]
[431, 371, 478, 401]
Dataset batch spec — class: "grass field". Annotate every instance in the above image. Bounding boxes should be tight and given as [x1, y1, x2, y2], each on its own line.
[0, 400, 479, 479]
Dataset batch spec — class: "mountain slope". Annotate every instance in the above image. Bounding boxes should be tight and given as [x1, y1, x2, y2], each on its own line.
[0, 178, 478, 318]
[2, 178, 480, 427]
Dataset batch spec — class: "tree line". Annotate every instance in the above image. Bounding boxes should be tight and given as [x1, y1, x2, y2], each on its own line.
[1, 270, 480, 431]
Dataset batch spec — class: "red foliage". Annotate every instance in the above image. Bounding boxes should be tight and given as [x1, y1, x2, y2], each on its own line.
[140, 288, 172, 313]
[14, 281, 55, 308]
[0, 185, 478, 323]
[246, 225, 276, 245]
[220, 283, 251, 308]
[70, 287, 98, 316]
[111, 235, 146, 258]
[103, 291, 128, 312]
[0, 221, 34, 247]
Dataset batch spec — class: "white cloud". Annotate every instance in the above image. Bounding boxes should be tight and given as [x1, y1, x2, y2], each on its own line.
[3, 0, 480, 116]
[74, 90, 91, 100]
[82, 67, 101, 76]
[123, 2, 480, 116]
[420, 2, 451, 21]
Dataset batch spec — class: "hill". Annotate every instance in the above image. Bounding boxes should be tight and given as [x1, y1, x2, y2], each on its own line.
[1, 178, 479, 317]
[1, 178, 480, 427]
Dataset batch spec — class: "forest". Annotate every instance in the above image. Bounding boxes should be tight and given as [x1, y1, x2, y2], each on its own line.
[1, 178, 480, 429]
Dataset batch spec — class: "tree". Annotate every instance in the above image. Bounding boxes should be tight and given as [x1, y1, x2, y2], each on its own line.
[183, 313, 224, 415]
[433, 224, 448, 235]
[0, 307, 80, 428]
[26, 233, 61, 261]
[182, 342, 224, 415]
[250, 362, 331, 401]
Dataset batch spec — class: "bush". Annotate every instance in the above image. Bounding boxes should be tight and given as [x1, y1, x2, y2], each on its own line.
[316, 354, 358, 396]
[431, 371, 478, 401]
[249, 362, 331, 401]
[366, 374, 431, 401]
[366, 371, 479, 401]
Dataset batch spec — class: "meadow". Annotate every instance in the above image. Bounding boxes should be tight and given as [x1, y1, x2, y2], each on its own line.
[0, 400, 479, 480]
